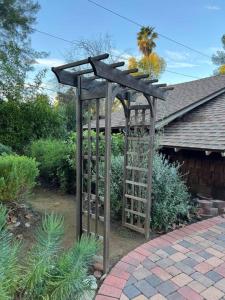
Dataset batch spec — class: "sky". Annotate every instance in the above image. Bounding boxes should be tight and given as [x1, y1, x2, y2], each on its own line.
[31, 0, 225, 90]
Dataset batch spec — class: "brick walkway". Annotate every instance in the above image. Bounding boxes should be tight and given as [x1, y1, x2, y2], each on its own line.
[96, 216, 225, 300]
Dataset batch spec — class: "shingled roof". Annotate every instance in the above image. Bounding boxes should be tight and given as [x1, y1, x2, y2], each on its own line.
[86, 74, 225, 152]
[89, 74, 225, 130]
[160, 92, 225, 152]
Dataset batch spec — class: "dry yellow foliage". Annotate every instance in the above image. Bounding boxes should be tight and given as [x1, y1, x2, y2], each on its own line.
[128, 53, 166, 79]
[219, 65, 225, 74]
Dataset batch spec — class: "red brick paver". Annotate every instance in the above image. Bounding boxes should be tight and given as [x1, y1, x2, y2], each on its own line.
[95, 216, 225, 299]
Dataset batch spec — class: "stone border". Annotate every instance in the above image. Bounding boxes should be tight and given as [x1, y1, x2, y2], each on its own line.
[95, 216, 224, 299]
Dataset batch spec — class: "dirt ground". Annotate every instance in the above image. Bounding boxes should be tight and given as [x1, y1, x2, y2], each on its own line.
[27, 187, 147, 267]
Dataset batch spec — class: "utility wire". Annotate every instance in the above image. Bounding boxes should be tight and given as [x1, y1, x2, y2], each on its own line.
[112, 52, 200, 79]
[31, 8, 202, 82]
[165, 69, 200, 79]
[33, 28, 78, 44]
[25, 83, 57, 94]
[87, 0, 211, 59]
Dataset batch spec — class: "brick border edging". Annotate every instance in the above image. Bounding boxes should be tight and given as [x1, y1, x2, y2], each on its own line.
[95, 216, 225, 300]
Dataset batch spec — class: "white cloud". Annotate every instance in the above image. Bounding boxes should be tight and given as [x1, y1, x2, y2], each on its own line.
[111, 48, 136, 61]
[167, 62, 199, 69]
[198, 59, 213, 66]
[165, 50, 190, 62]
[205, 5, 220, 10]
[165, 50, 198, 68]
[35, 58, 65, 67]
[207, 46, 223, 54]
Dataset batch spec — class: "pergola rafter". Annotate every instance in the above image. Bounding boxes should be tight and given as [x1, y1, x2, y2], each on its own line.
[52, 53, 170, 273]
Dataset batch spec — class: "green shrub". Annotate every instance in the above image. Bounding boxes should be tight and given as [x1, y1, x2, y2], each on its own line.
[0, 204, 20, 299]
[0, 143, 13, 155]
[0, 155, 39, 202]
[0, 95, 66, 152]
[110, 156, 124, 219]
[0, 206, 99, 299]
[103, 152, 190, 231]
[151, 153, 190, 231]
[111, 133, 124, 156]
[29, 132, 124, 193]
[29, 139, 75, 192]
[68, 131, 124, 157]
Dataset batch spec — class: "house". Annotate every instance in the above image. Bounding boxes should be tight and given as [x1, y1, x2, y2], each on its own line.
[89, 75, 225, 198]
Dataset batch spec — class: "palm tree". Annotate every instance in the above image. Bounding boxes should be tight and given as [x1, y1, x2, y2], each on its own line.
[137, 26, 158, 56]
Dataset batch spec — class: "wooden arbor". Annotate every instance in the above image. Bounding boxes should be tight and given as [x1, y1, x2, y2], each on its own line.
[52, 53, 169, 273]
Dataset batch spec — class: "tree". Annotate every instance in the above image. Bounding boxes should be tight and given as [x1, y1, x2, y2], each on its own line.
[137, 26, 158, 56]
[212, 34, 225, 75]
[59, 34, 122, 117]
[65, 33, 116, 63]
[0, 0, 46, 100]
[55, 88, 77, 132]
[129, 26, 166, 79]
[128, 53, 166, 79]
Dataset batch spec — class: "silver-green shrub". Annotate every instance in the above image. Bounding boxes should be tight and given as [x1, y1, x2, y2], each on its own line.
[109, 153, 190, 231]
[151, 153, 190, 231]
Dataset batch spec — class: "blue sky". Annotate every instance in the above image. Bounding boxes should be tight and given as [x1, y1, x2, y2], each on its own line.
[31, 0, 225, 88]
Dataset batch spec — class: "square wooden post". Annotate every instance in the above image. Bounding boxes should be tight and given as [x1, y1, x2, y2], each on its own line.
[103, 81, 113, 273]
[145, 97, 156, 239]
[76, 76, 83, 239]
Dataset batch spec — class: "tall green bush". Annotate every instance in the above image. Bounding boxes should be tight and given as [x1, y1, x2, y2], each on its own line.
[29, 132, 124, 193]
[151, 153, 190, 231]
[0, 155, 39, 202]
[68, 131, 124, 157]
[29, 139, 75, 191]
[0, 206, 99, 299]
[104, 153, 190, 231]
[0, 95, 66, 152]
[0, 143, 13, 155]
[110, 156, 124, 219]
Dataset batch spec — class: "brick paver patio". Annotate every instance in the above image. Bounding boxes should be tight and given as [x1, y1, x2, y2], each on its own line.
[95, 216, 225, 300]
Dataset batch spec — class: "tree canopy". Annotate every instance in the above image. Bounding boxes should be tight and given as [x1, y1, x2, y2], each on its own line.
[137, 26, 158, 56]
[128, 26, 166, 79]
[0, 0, 46, 100]
[212, 34, 225, 75]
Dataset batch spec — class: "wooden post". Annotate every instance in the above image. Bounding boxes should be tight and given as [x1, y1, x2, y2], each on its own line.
[122, 107, 130, 226]
[145, 97, 156, 239]
[87, 102, 92, 234]
[103, 81, 113, 273]
[76, 76, 83, 239]
[95, 99, 100, 235]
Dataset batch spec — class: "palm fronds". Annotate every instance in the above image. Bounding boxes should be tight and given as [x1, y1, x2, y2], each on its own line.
[137, 26, 158, 56]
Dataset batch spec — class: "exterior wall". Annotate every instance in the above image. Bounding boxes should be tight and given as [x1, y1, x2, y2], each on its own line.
[161, 148, 225, 199]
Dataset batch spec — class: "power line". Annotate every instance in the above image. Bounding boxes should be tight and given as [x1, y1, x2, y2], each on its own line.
[25, 83, 57, 94]
[112, 51, 201, 79]
[87, 0, 211, 59]
[33, 28, 78, 44]
[31, 12, 202, 81]
[165, 69, 200, 79]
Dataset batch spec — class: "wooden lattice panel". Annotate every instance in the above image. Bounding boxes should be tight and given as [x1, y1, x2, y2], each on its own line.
[82, 99, 105, 241]
[123, 106, 153, 237]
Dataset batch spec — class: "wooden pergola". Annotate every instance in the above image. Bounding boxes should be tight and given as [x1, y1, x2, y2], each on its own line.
[52, 53, 170, 273]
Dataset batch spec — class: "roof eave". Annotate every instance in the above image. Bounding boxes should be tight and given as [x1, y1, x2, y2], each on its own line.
[160, 144, 225, 153]
[156, 87, 225, 130]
